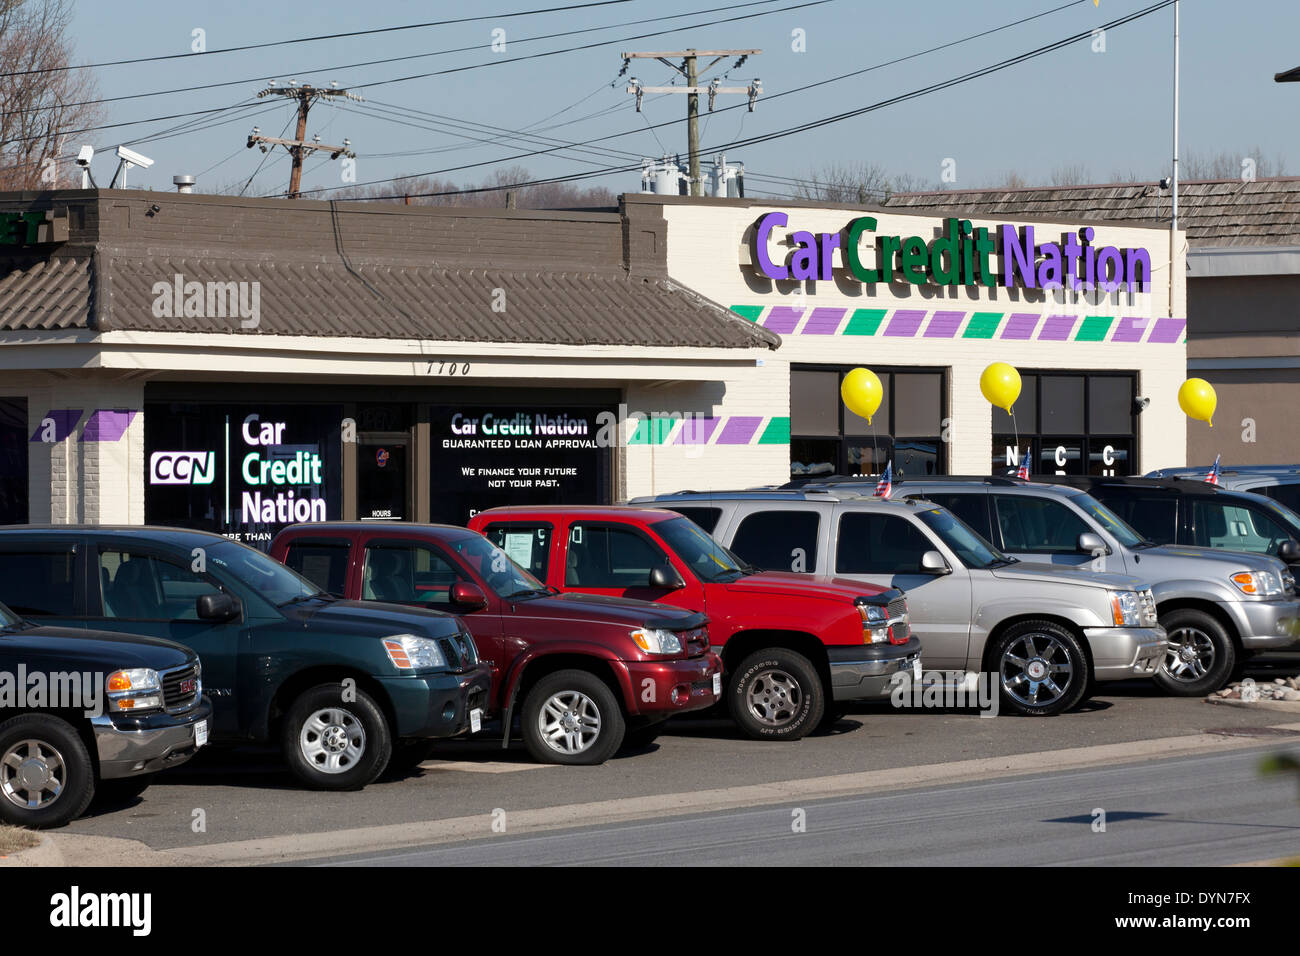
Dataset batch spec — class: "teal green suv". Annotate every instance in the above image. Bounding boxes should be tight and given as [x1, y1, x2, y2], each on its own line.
[0, 527, 491, 791]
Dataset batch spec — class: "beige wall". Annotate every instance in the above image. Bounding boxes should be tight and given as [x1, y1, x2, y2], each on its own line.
[1185, 369, 1300, 467]
[655, 200, 1187, 475]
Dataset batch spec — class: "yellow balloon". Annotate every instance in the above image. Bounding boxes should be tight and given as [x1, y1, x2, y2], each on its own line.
[1178, 378, 1217, 427]
[841, 368, 883, 424]
[980, 362, 1022, 413]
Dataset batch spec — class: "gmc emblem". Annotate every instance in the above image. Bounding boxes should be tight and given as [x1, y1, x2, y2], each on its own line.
[178, 678, 197, 695]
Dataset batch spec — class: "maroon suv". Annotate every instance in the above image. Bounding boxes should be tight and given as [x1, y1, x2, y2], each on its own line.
[270, 523, 721, 765]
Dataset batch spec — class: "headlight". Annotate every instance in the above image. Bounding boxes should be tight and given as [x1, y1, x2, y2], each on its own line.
[383, 634, 449, 670]
[857, 602, 891, 644]
[1230, 570, 1282, 597]
[106, 667, 162, 713]
[1108, 590, 1141, 627]
[631, 627, 684, 655]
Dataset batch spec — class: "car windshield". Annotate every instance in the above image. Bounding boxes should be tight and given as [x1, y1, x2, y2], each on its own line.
[206, 540, 325, 606]
[915, 506, 1009, 569]
[653, 515, 748, 582]
[1071, 493, 1146, 548]
[443, 533, 547, 599]
[1259, 497, 1300, 536]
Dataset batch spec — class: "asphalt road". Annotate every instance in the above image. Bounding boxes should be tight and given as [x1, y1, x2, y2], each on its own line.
[56, 664, 1300, 863]
[303, 745, 1300, 867]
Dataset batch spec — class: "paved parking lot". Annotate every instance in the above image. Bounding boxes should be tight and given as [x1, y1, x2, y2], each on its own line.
[53, 665, 1300, 862]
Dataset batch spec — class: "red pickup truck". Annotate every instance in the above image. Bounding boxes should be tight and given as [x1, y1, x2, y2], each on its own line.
[468, 506, 917, 740]
[270, 523, 722, 765]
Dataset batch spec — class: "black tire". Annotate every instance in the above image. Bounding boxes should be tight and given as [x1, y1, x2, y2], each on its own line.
[281, 683, 392, 790]
[620, 719, 666, 752]
[520, 670, 625, 765]
[1154, 608, 1237, 696]
[727, 648, 824, 740]
[991, 620, 1089, 716]
[91, 773, 155, 808]
[0, 714, 95, 829]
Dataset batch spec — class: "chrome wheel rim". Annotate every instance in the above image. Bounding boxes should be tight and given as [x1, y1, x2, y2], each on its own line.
[299, 707, 366, 774]
[538, 691, 602, 755]
[1162, 626, 1216, 683]
[1000, 633, 1073, 708]
[1, 739, 66, 810]
[745, 669, 803, 726]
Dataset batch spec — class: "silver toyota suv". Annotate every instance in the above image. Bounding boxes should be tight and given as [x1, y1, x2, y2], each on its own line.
[630, 490, 1166, 716]
[804, 476, 1299, 696]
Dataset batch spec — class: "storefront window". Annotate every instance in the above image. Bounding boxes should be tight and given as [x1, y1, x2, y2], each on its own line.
[429, 404, 612, 525]
[0, 398, 26, 524]
[992, 372, 1136, 476]
[144, 402, 343, 549]
[790, 366, 946, 480]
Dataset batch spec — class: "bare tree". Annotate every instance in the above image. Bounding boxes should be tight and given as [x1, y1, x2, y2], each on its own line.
[1182, 145, 1286, 180]
[330, 165, 616, 208]
[1050, 163, 1091, 187]
[0, 0, 101, 190]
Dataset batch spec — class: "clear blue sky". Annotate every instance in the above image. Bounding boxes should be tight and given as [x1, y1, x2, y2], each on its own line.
[68, 0, 1300, 199]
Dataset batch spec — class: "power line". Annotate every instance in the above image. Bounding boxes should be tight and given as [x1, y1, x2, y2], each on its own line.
[0, 0, 786, 118]
[0, 1, 636, 78]
[323, 0, 1174, 202]
[305, 0, 1093, 196]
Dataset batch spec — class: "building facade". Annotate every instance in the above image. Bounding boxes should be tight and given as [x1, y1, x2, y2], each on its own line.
[0, 188, 1188, 541]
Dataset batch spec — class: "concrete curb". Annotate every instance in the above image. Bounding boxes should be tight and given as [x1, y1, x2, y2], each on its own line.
[0, 833, 64, 867]
[1205, 697, 1300, 714]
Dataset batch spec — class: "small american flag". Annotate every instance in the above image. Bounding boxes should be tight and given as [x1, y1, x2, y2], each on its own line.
[1205, 454, 1222, 486]
[1015, 458, 1030, 481]
[874, 461, 893, 499]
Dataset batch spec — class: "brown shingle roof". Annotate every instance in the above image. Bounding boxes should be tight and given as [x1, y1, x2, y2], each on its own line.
[886, 178, 1300, 247]
[0, 253, 780, 350]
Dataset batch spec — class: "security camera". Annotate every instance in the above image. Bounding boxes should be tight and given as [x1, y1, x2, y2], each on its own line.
[75, 145, 94, 167]
[116, 146, 154, 169]
[1158, 177, 1172, 190]
[1134, 396, 1151, 412]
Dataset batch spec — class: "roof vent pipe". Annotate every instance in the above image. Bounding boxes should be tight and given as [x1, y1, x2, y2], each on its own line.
[173, 174, 195, 194]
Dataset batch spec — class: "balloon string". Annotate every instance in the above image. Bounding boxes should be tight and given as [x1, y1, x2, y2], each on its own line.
[1011, 409, 1020, 468]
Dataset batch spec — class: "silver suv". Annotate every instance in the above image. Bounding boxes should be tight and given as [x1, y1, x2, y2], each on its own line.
[630, 490, 1166, 716]
[805, 476, 1299, 696]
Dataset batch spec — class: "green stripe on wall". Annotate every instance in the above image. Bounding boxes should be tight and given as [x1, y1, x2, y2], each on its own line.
[843, 308, 887, 335]
[1075, 316, 1113, 341]
[729, 305, 764, 322]
[758, 417, 790, 444]
[962, 312, 1003, 338]
[628, 417, 679, 445]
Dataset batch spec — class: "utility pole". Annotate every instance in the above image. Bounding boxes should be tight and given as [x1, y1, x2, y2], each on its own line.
[622, 49, 761, 197]
[247, 81, 361, 198]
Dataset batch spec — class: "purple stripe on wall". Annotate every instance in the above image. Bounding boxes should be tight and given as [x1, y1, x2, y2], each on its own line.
[884, 310, 926, 336]
[763, 307, 804, 334]
[1112, 316, 1150, 343]
[923, 311, 965, 338]
[715, 417, 762, 445]
[1148, 317, 1187, 343]
[673, 417, 722, 445]
[800, 307, 847, 335]
[1037, 314, 1078, 341]
[28, 409, 82, 443]
[82, 409, 137, 442]
[1000, 313, 1041, 340]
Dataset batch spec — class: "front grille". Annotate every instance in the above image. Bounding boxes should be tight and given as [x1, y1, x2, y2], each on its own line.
[886, 598, 907, 621]
[440, 631, 480, 669]
[161, 663, 200, 713]
[679, 626, 709, 656]
[886, 597, 910, 643]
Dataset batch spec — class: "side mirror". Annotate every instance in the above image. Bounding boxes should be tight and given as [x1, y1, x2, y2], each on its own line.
[921, 550, 951, 574]
[1077, 532, 1110, 555]
[196, 592, 240, 622]
[648, 564, 685, 590]
[1278, 538, 1300, 565]
[450, 581, 488, 610]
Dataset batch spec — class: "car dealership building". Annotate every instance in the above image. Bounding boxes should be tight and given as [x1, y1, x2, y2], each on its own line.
[0, 188, 1186, 541]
